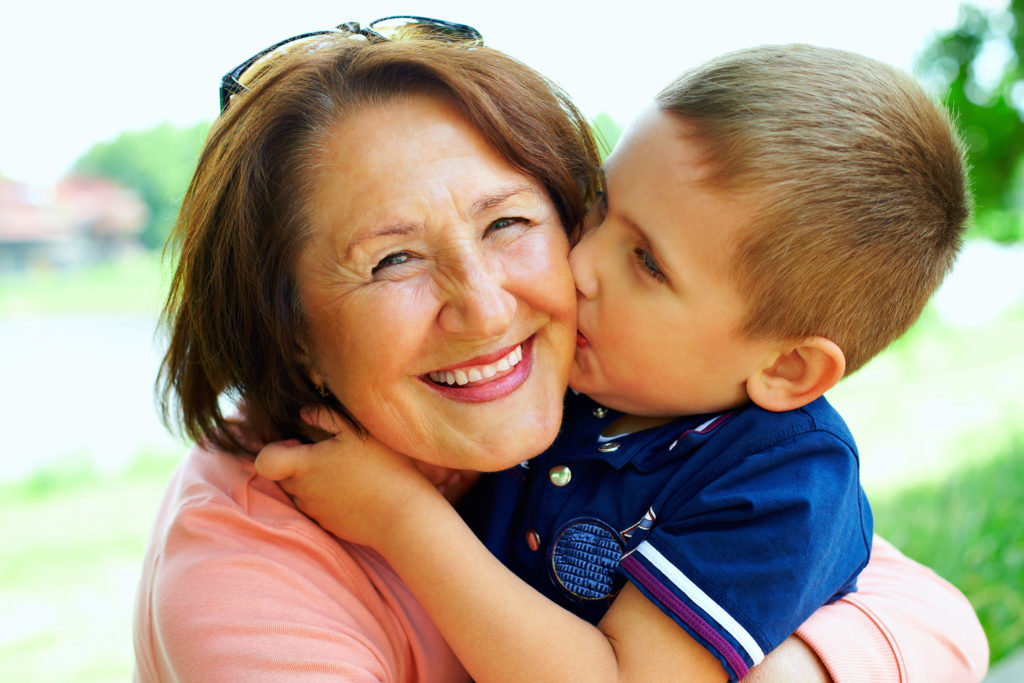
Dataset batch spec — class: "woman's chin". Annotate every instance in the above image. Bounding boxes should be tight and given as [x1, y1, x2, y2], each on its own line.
[425, 408, 564, 473]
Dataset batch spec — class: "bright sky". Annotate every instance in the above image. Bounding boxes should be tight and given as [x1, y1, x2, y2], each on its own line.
[0, 0, 1008, 186]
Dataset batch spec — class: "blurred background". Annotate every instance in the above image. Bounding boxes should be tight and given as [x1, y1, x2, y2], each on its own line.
[2, 0, 1022, 679]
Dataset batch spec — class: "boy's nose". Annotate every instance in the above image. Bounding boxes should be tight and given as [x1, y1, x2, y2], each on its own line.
[569, 230, 598, 300]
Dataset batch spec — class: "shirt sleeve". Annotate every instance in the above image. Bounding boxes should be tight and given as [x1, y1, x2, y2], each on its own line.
[795, 534, 989, 683]
[619, 433, 872, 681]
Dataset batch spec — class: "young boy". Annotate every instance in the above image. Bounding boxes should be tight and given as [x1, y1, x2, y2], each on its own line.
[258, 44, 970, 681]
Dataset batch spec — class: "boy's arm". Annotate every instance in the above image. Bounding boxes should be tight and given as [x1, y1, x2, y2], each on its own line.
[379, 470, 728, 682]
[256, 432, 728, 683]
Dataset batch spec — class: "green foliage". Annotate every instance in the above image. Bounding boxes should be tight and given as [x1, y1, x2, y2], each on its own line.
[917, 0, 1024, 241]
[73, 122, 210, 249]
[590, 112, 623, 161]
[872, 434, 1024, 665]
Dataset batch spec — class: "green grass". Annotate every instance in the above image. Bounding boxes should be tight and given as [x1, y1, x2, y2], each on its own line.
[827, 302, 1024, 494]
[0, 450, 180, 681]
[0, 251, 171, 317]
[872, 433, 1024, 666]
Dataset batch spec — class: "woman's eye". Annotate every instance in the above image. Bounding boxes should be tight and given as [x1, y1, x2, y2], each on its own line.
[371, 251, 411, 275]
[633, 248, 667, 283]
[486, 216, 528, 233]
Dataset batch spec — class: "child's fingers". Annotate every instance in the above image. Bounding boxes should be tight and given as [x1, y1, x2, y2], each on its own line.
[300, 405, 349, 435]
[254, 439, 306, 481]
[413, 461, 457, 487]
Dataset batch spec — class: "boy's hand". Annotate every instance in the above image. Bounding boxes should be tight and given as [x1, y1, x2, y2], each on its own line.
[254, 407, 444, 549]
[414, 461, 480, 504]
[300, 405, 479, 502]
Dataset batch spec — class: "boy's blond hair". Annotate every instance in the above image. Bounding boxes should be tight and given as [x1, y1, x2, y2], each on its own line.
[657, 44, 971, 374]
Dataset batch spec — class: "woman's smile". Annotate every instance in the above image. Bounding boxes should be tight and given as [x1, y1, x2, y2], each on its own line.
[426, 339, 525, 387]
[423, 337, 532, 402]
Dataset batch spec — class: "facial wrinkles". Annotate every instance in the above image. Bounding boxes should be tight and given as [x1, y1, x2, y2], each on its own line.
[421, 249, 531, 381]
[288, 96, 575, 473]
[329, 199, 531, 379]
[297, 238, 359, 320]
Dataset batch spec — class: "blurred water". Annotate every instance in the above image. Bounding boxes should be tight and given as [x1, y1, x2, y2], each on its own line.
[0, 314, 185, 482]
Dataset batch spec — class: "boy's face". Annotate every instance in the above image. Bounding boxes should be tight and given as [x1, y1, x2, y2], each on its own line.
[569, 107, 777, 418]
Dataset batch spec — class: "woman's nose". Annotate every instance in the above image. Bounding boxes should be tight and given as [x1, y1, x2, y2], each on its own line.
[438, 257, 516, 338]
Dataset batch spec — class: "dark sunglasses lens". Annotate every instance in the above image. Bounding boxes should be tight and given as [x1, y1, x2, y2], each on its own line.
[368, 17, 482, 44]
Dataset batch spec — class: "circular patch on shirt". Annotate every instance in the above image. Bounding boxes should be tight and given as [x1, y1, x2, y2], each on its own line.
[550, 517, 625, 600]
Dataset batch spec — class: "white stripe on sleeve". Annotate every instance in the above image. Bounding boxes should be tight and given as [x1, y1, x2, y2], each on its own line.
[636, 541, 766, 664]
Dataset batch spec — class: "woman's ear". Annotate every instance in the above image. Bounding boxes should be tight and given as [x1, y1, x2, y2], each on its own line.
[296, 336, 326, 391]
[746, 337, 846, 413]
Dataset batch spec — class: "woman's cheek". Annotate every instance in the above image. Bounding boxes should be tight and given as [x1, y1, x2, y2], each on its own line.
[516, 228, 575, 315]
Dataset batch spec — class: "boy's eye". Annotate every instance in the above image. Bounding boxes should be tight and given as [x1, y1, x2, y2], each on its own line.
[633, 248, 667, 283]
[371, 251, 411, 275]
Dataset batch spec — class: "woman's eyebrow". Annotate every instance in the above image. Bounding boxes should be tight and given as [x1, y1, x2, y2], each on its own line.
[470, 183, 538, 215]
[343, 183, 537, 259]
[344, 222, 421, 259]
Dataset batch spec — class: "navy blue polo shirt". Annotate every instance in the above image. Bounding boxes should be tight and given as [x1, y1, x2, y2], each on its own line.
[460, 391, 872, 681]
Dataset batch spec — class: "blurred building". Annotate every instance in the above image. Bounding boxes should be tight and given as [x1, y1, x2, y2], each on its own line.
[0, 176, 147, 272]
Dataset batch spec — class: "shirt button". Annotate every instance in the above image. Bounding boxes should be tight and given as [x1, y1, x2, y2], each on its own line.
[592, 407, 608, 418]
[526, 530, 541, 551]
[597, 442, 620, 453]
[548, 465, 572, 486]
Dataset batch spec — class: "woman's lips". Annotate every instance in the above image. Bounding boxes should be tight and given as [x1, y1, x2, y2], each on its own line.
[421, 336, 535, 403]
[427, 344, 524, 386]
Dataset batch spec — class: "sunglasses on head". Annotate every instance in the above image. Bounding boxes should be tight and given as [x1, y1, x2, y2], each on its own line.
[219, 16, 484, 113]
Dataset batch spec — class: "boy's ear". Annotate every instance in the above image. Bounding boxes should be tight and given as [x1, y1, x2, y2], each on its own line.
[746, 337, 846, 413]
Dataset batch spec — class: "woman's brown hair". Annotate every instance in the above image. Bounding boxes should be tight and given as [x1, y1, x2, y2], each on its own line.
[159, 36, 603, 454]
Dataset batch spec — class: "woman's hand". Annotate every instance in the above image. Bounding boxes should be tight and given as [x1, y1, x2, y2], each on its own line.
[255, 407, 447, 549]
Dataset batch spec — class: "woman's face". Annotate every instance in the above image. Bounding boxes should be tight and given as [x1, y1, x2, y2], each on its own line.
[296, 94, 577, 472]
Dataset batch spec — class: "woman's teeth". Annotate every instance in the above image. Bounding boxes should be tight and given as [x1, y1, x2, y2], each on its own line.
[429, 345, 523, 387]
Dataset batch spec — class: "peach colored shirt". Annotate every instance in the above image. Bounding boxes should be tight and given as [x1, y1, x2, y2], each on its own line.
[797, 535, 989, 682]
[133, 444, 468, 682]
[134, 445, 988, 681]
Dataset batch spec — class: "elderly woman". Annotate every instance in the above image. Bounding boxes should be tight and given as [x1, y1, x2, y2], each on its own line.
[134, 18, 988, 682]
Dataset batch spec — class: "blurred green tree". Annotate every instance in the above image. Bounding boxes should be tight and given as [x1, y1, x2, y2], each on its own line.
[918, 0, 1024, 242]
[73, 122, 210, 249]
[590, 112, 623, 161]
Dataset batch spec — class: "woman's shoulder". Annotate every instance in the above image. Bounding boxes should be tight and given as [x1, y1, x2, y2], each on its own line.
[149, 442, 356, 570]
[136, 442, 468, 682]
